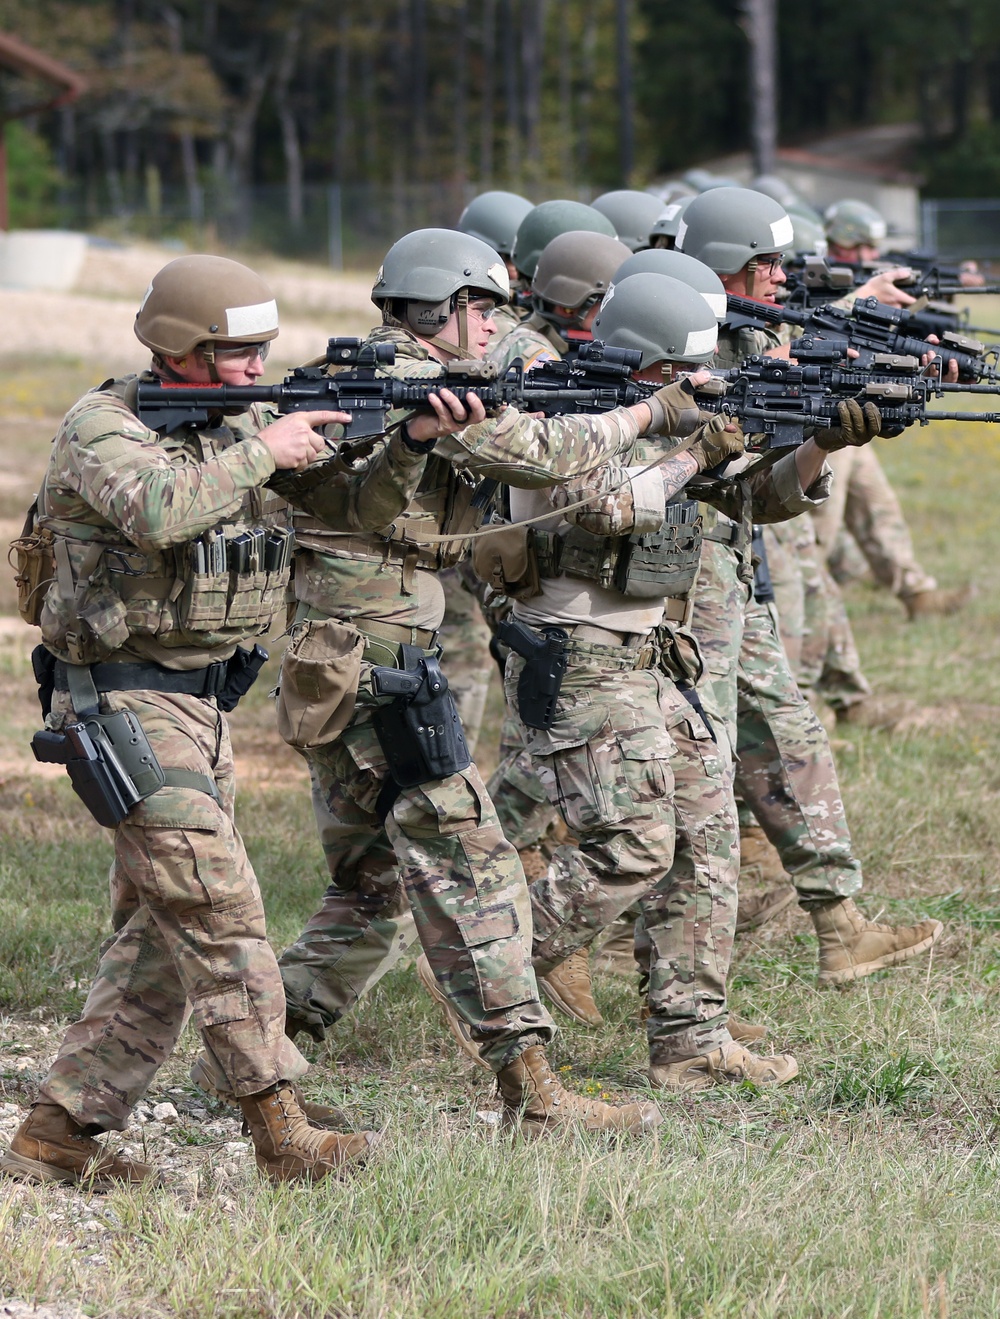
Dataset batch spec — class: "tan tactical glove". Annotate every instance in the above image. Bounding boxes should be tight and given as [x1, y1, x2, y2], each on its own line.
[814, 398, 882, 452]
[646, 377, 717, 438]
[687, 414, 746, 471]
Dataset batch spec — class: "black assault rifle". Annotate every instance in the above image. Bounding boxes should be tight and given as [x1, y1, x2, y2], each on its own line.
[134, 338, 651, 442]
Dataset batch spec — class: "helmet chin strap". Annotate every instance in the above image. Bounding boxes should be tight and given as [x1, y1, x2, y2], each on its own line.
[199, 340, 222, 384]
[744, 258, 759, 298]
[423, 289, 471, 360]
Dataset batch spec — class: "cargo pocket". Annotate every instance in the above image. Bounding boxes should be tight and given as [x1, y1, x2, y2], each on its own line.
[191, 982, 250, 1029]
[455, 902, 532, 1011]
[616, 724, 671, 808]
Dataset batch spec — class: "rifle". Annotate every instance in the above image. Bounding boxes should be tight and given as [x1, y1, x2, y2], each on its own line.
[694, 346, 1000, 450]
[724, 293, 1000, 382]
[782, 254, 1000, 311]
[134, 337, 651, 441]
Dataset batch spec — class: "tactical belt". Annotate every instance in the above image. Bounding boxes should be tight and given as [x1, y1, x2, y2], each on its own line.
[356, 619, 439, 667]
[54, 659, 229, 700]
[558, 626, 657, 671]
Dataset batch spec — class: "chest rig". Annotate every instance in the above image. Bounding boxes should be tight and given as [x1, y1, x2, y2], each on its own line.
[37, 378, 291, 665]
[534, 497, 703, 604]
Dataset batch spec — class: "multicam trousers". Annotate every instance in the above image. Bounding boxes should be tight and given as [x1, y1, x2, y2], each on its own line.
[39, 688, 306, 1133]
[499, 643, 740, 1062]
[693, 540, 863, 904]
[277, 664, 554, 1073]
[437, 563, 495, 756]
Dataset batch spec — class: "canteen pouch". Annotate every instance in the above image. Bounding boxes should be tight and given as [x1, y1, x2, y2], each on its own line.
[276, 618, 364, 750]
[471, 523, 541, 601]
[370, 645, 471, 788]
[497, 618, 568, 731]
[9, 498, 55, 627]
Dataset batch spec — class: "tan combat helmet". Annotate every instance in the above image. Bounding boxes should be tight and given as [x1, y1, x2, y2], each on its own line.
[532, 231, 632, 328]
[372, 227, 510, 358]
[134, 255, 279, 369]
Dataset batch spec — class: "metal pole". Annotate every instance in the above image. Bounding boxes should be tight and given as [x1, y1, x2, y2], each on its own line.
[328, 183, 343, 270]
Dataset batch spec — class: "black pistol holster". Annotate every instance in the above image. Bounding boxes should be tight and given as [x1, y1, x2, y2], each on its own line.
[497, 619, 568, 731]
[370, 644, 471, 790]
[218, 644, 269, 712]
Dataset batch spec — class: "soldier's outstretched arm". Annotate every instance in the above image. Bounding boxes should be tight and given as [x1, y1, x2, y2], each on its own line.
[285, 427, 431, 534]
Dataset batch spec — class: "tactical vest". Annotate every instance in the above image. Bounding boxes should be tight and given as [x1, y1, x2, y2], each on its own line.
[294, 452, 493, 578]
[36, 377, 291, 665]
[533, 497, 703, 606]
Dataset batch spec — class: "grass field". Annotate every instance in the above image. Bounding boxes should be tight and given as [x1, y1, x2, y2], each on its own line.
[0, 348, 998, 1317]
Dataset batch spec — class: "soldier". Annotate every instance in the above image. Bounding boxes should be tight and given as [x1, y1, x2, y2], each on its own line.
[456, 189, 534, 341]
[671, 188, 945, 960]
[489, 230, 632, 373]
[198, 228, 701, 1138]
[0, 255, 430, 1186]
[591, 189, 665, 253]
[819, 199, 971, 621]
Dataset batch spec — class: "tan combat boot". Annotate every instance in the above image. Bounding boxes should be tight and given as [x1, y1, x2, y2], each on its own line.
[638, 1003, 766, 1044]
[811, 898, 943, 986]
[648, 1042, 798, 1094]
[496, 1045, 662, 1139]
[736, 885, 797, 933]
[903, 584, 973, 620]
[593, 920, 638, 976]
[739, 824, 786, 885]
[538, 948, 603, 1026]
[416, 953, 490, 1070]
[239, 1084, 380, 1182]
[0, 1103, 159, 1188]
[189, 1054, 349, 1131]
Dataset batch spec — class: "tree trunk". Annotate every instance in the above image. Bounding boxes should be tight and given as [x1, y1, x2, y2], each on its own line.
[274, 23, 304, 229]
[501, 0, 521, 184]
[615, 0, 634, 185]
[739, 0, 778, 177]
[521, 0, 547, 184]
[411, 0, 428, 181]
[479, 0, 496, 184]
[334, 10, 351, 184]
[557, 0, 572, 187]
[455, 0, 469, 184]
[576, 0, 600, 181]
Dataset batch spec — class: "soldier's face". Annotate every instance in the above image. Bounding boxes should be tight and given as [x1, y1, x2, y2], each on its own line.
[720, 255, 785, 302]
[829, 241, 881, 264]
[439, 296, 498, 359]
[166, 343, 269, 384]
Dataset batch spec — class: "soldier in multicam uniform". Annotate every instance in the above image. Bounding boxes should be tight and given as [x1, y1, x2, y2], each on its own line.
[198, 228, 704, 1138]
[815, 199, 971, 623]
[671, 188, 944, 969]
[0, 255, 431, 1186]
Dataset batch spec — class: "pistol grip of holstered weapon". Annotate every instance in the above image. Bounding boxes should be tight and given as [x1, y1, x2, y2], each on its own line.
[497, 620, 568, 731]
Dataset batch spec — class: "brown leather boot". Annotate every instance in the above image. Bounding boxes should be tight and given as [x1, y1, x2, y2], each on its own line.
[415, 953, 490, 1070]
[538, 948, 603, 1026]
[496, 1045, 662, 1139]
[736, 884, 796, 933]
[812, 898, 944, 986]
[239, 1084, 380, 1183]
[0, 1103, 159, 1188]
[903, 584, 973, 620]
[189, 1054, 349, 1131]
[649, 1043, 798, 1094]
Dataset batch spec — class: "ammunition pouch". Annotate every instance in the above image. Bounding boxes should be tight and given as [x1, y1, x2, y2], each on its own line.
[370, 644, 471, 789]
[497, 619, 568, 731]
[530, 499, 702, 604]
[8, 498, 55, 626]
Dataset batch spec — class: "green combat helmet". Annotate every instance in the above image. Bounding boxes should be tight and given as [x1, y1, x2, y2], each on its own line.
[676, 186, 793, 275]
[610, 248, 727, 321]
[593, 272, 719, 368]
[591, 190, 665, 252]
[456, 190, 533, 257]
[786, 212, 828, 258]
[532, 231, 633, 326]
[372, 227, 510, 357]
[649, 195, 694, 249]
[510, 200, 616, 282]
[824, 198, 887, 250]
[134, 254, 279, 362]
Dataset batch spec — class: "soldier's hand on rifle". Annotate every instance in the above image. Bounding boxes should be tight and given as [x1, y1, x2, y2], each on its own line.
[643, 370, 715, 437]
[405, 388, 487, 442]
[815, 398, 883, 451]
[921, 338, 961, 383]
[853, 267, 916, 309]
[687, 414, 745, 471]
[260, 410, 353, 470]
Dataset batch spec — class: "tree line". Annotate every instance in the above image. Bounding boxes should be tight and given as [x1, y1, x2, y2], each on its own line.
[2, 0, 1000, 233]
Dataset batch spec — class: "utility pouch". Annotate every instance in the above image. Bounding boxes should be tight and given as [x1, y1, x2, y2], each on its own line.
[31, 709, 164, 828]
[9, 498, 55, 627]
[613, 501, 702, 602]
[497, 619, 568, 731]
[370, 645, 471, 788]
[276, 620, 364, 750]
[471, 523, 541, 601]
[217, 644, 269, 713]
